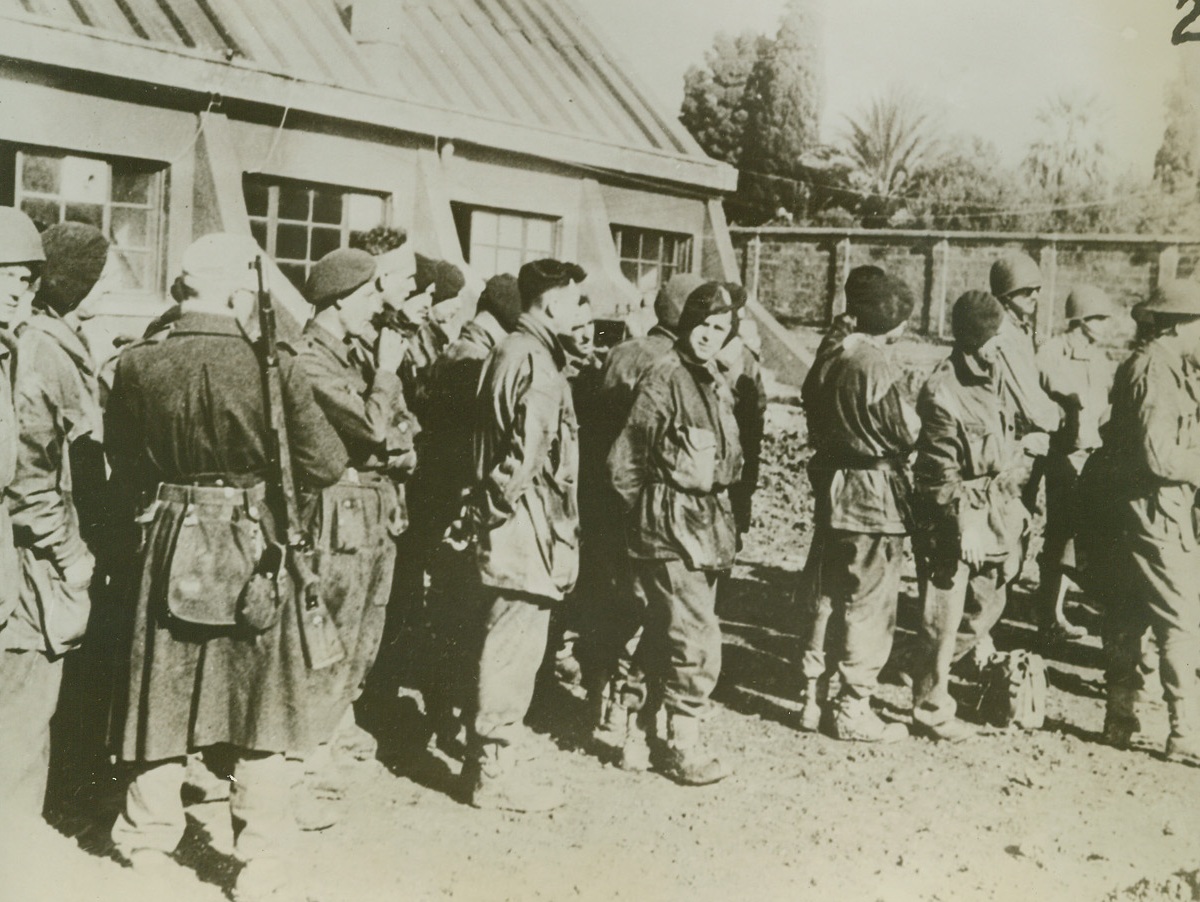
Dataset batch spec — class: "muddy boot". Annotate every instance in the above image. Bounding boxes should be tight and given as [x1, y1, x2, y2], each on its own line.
[798, 677, 827, 733]
[1165, 699, 1200, 768]
[654, 714, 730, 786]
[464, 745, 565, 813]
[618, 710, 652, 772]
[831, 695, 907, 743]
[1102, 686, 1141, 750]
[913, 717, 978, 742]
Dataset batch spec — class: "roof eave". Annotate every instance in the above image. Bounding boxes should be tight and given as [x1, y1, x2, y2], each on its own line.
[0, 20, 738, 195]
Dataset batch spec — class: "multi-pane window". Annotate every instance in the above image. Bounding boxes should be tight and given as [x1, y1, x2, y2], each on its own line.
[612, 225, 694, 304]
[244, 176, 389, 289]
[13, 150, 164, 294]
[453, 205, 559, 278]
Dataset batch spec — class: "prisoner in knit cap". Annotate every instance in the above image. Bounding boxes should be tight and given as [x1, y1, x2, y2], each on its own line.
[37, 222, 109, 316]
[654, 273, 705, 333]
[517, 259, 587, 308]
[304, 248, 376, 310]
[677, 281, 735, 339]
[845, 265, 914, 336]
[951, 290, 1005, 352]
[477, 273, 522, 332]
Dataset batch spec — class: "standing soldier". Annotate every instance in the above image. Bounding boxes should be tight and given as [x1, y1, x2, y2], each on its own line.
[800, 267, 918, 742]
[5, 223, 109, 819]
[1098, 280, 1200, 764]
[587, 273, 703, 758]
[0, 208, 47, 818]
[106, 234, 346, 901]
[608, 282, 743, 785]
[1034, 285, 1123, 642]
[420, 274, 522, 754]
[463, 259, 587, 812]
[988, 253, 1061, 510]
[401, 255, 466, 426]
[911, 291, 1035, 741]
[295, 248, 412, 777]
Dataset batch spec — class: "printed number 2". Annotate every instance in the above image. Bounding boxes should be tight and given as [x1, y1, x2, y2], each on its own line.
[1176, 0, 1200, 44]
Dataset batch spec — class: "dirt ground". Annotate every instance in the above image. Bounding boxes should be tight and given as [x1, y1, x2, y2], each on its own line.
[6, 347, 1200, 902]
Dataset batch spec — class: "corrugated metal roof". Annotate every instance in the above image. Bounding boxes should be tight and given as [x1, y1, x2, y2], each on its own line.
[0, 0, 709, 163]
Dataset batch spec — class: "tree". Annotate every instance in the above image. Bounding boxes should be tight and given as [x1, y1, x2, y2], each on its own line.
[840, 90, 939, 218]
[680, 31, 768, 168]
[1021, 93, 1111, 231]
[737, 0, 824, 224]
[905, 136, 1023, 231]
[1155, 57, 1200, 191]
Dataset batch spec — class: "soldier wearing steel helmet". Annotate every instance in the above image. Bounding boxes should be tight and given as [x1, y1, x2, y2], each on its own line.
[0, 207, 47, 818]
[1034, 285, 1125, 643]
[106, 233, 347, 901]
[1097, 279, 1200, 767]
[988, 252, 1062, 440]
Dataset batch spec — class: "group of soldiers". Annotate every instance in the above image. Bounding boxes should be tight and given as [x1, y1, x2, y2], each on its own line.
[0, 206, 767, 900]
[796, 254, 1200, 760]
[1, 195, 1198, 900]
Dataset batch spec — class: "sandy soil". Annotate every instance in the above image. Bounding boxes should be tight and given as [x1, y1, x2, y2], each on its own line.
[6, 363, 1200, 902]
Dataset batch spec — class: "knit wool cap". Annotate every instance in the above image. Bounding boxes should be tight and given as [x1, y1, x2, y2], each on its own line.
[37, 222, 109, 316]
[845, 266, 915, 336]
[951, 290, 1005, 352]
[432, 260, 465, 304]
[517, 258, 587, 308]
[477, 273, 522, 332]
[653, 273, 705, 332]
[677, 281, 735, 338]
[305, 248, 376, 310]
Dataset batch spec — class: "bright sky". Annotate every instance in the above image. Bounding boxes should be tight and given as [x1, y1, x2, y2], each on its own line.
[582, 0, 1188, 177]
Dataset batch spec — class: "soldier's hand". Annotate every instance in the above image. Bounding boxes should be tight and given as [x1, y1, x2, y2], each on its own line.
[1020, 432, 1050, 458]
[377, 326, 407, 374]
[960, 524, 988, 570]
[61, 556, 94, 589]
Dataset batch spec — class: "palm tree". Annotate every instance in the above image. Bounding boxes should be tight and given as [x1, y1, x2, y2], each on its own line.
[1023, 93, 1109, 202]
[840, 90, 939, 200]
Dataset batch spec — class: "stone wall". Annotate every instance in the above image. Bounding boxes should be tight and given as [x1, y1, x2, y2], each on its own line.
[735, 227, 1200, 339]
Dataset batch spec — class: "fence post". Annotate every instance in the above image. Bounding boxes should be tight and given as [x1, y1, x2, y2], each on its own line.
[831, 235, 852, 319]
[1036, 242, 1057, 346]
[749, 233, 763, 304]
[929, 238, 950, 338]
[1157, 244, 1180, 290]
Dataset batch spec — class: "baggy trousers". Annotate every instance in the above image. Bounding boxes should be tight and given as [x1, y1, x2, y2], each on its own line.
[0, 648, 63, 818]
[632, 558, 721, 721]
[822, 531, 905, 699]
[795, 523, 835, 682]
[469, 591, 553, 754]
[912, 559, 1010, 727]
[1103, 496, 1200, 726]
[111, 750, 299, 861]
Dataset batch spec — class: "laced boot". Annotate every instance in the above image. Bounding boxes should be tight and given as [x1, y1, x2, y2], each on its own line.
[831, 695, 907, 743]
[654, 714, 730, 786]
[464, 744, 565, 813]
[1101, 685, 1141, 750]
[1165, 698, 1200, 768]
[798, 677, 827, 733]
[617, 709, 651, 772]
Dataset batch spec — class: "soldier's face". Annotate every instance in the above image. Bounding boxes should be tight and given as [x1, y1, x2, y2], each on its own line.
[686, 310, 734, 363]
[430, 292, 462, 327]
[339, 283, 383, 342]
[1079, 315, 1112, 345]
[976, 334, 1000, 366]
[0, 264, 37, 326]
[543, 281, 584, 335]
[1005, 288, 1038, 320]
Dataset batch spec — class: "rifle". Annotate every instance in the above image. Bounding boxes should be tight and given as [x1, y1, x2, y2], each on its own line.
[254, 257, 345, 670]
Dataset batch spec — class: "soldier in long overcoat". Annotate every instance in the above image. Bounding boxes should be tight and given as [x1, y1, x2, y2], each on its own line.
[106, 234, 346, 901]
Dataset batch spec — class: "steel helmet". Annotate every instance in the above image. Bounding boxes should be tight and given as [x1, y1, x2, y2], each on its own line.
[0, 207, 46, 266]
[989, 253, 1041, 299]
[1139, 279, 1200, 318]
[1065, 285, 1122, 322]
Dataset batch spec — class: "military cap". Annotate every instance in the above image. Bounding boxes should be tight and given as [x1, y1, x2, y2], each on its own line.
[677, 281, 734, 337]
[432, 260, 466, 304]
[1139, 279, 1200, 318]
[952, 290, 1005, 352]
[181, 233, 261, 282]
[844, 265, 915, 335]
[1064, 285, 1122, 322]
[305, 248, 376, 309]
[653, 273, 705, 332]
[0, 207, 46, 266]
[477, 273, 522, 332]
[990, 253, 1042, 299]
[37, 222, 109, 316]
[518, 258, 587, 307]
